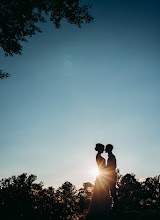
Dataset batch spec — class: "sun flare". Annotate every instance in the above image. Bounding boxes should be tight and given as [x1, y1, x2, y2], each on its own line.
[90, 167, 99, 178]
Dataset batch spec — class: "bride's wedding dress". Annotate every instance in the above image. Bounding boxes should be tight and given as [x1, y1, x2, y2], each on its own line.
[86, 154, 111, 218]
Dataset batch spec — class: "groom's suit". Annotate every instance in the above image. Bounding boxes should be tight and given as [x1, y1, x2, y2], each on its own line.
[106, 153, 117, 202]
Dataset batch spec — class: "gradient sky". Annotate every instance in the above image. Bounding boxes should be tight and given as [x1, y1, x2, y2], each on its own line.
[0, 0, 160, 188]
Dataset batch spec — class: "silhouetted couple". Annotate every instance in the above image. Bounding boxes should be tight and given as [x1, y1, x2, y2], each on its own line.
[86, 143, 117, 219]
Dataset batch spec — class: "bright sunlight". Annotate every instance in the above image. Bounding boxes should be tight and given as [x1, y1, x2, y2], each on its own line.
[90, 167, 99, 178]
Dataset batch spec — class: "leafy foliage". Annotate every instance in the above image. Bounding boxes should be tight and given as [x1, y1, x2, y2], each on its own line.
[0, 0, 93, 56]
[0, 173, 160, 219]
[117, 173, 142, 211]
[55, 181, 78, 218]
[0, 173, 43, 219]
[0, 69, 10, 79]
[115, 173, 160, 220]
[0, 0, 93, 79]
[78, 182, 94, 211]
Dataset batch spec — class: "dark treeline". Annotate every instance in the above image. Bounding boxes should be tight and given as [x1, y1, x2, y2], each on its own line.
[0, 173, 160, 219]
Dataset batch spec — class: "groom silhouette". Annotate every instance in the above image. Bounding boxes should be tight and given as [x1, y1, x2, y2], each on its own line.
[105, 144, 117, 207]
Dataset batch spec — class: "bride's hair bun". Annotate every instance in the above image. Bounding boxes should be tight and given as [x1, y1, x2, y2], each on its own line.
[95, 143, 104, 152]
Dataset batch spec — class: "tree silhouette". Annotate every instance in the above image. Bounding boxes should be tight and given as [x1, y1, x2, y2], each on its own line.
[0, 0, 93, 56]
[116, 173, 142, 212]
[0, 0, 93, 78]
[140, 176, 160, 210]
[78, 182, 94, 211]
[55, 181, 78, 219]
[114, 173, 160, 219]
[0, 69, 10, 79]
[0, 173, 43, 219]
[1, 173, 160, 219]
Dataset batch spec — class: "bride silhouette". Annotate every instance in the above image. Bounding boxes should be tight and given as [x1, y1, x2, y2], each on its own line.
[86, 143, 111, 219]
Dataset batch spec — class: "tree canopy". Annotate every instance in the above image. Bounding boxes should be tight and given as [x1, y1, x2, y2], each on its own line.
[0, 0, 93, 56]
[0, 173, 160, 219]
[0, 0, 93, 78]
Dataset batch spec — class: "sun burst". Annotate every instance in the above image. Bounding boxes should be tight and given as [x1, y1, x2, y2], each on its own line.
[90, 167, 100, 178]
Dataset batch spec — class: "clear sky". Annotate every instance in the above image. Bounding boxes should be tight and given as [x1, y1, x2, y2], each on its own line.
[0, 0, 160, 188]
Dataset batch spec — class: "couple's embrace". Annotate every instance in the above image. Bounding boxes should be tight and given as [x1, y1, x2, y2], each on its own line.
[86, 143, 117, 219]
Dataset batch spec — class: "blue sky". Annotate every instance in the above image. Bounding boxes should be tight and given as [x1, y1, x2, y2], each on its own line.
[0, 0, 160, 188]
